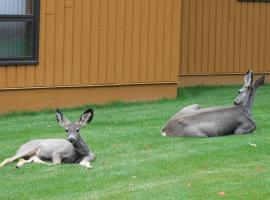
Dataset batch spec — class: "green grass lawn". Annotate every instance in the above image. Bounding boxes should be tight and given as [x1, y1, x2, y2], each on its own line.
[0, 85, 270, 200]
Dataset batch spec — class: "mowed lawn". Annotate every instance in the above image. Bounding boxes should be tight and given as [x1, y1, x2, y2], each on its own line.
[0, 85, 270, 200]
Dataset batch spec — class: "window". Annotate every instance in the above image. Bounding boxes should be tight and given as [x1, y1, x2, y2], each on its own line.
[239, 0, 270, 2]
[0, 0, 40, 65]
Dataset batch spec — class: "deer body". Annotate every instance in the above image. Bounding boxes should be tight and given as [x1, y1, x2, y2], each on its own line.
[162, 105, 256, 137]
[161, 70, 264, 137]
[0, 109, 95, 169]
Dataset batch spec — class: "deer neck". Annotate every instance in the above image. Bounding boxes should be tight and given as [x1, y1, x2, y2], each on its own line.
[72, 135, 90, 156]
[243, 93, 255, 115]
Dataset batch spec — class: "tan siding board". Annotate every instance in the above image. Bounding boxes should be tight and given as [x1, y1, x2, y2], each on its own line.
[227, 0, 235, 73]
[74, 1, 83, 84]
[208, 0, 216, 73]
[188, 0, 196, 74]
[71, 0, 83, 85]
[239, 3, 247, 72]
[63, 4, 73, 85]
[195, 0, 203, 73]
[89, 0, 99, 84]
[115, 0, 125, 83]
[258, 4, 266, 72]
[246, 3, 254, 70]
[98, 0, 109, 84]
[16, 66, 26, 87]
[25, 66, 36, 87]
[44, 0, 56, 86]
[107, 0, 117, 83]
[215, 0, 223, 73]
[201, 0, 210, 74]
[80, 0, 91, 85]
[252, 3, 260, 72]
[154, 0, 165, 81]
[180, 0, 189, 74]
[0, 67, 6, 88]
[6, 66, 17, 88]
[35, 0, 46, 86]
[234, 0, 241, 72]
[131, 0, 141, 83]
[139, 0, 149, 82]
[221, 0, 228, 73]
[265, 4, 270, 69]
[147, 0, 157, 82]
[163, 0, 173, 81]
[171, 0, 181, 81]
[123, 0, 133, 83]
[54, 0, 65, 86]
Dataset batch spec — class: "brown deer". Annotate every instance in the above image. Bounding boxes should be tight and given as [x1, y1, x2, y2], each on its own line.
[0, 109, 95, 169]
[161, 70, 265, 137]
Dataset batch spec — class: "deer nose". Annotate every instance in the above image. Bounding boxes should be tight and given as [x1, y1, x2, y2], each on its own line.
[68, 136, 76, 143]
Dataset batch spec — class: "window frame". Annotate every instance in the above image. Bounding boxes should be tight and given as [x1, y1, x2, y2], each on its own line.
[239, 0, 270, 2]
[0, 0, 40, 66]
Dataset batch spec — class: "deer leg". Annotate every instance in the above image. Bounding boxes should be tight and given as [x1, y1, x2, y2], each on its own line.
[31, 156, 51, 165]
[79, 157, 92, 169]
[16, 159, 28, 168]
[0, 153, 27, 168]
[0, 157, 16, 168]
[16, 156, 51, 168]
[234, 123, 256, 135]
[89, 153, 95, 161]
[52, 153, 62, 165]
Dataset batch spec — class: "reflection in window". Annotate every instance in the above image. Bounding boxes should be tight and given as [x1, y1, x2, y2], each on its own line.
[0, 0, 33, 15]
[0, 22, 33, 58]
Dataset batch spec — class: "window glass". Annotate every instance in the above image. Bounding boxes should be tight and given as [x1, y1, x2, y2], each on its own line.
[0, 22, 33, 58]
[0, 0, 33, 15]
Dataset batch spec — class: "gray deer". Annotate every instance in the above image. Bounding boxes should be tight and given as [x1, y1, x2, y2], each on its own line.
[161, 70, 265, 137]
[0, 109, 95, 169]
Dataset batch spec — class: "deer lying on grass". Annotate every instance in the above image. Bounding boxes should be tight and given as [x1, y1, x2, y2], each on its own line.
[0, 109, 95, 169]
[161, 70, 265, 137]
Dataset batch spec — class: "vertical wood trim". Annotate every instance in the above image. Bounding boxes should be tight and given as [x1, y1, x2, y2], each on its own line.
[195, 0, 203, 73]
[115, 0, 125, 83]
[107, 0, 117, 83]
[44, 0, 56, 86]
[54, 0, 65, 86]
[171, 0, 181, 81]
[131, 0, 141, 82]
[71, 0, 83, 85]
[163, 0, 173, 81]
[139, 0, 149, 82]
[98, 0, 109, 84]
[89, 0, 100, 84]
[202, 0, 210, 73]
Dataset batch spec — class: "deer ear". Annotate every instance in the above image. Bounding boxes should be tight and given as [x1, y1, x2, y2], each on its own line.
[78, 109, 94, 126]
[56, 109, 70, 127]
[254, 74, 265, 89]
[244, 70, 253, 86]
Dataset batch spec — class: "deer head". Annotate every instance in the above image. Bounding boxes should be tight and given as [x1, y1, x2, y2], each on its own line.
[234, 70, 265, 111]
[56, 109, 94, 143]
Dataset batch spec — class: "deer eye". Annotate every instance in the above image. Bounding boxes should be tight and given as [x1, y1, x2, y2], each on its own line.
[76, 129, 79, 132]
[65, 129, 68, 132]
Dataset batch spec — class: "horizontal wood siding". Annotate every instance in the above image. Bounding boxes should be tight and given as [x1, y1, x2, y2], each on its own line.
[0, 0, 181, 89]
[180, 0, 270, 75]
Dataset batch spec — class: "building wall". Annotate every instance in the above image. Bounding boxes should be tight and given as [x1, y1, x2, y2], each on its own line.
[179, 0, 270, 86]
[0, 0, 181, 113]
[0, 0, 181, 89]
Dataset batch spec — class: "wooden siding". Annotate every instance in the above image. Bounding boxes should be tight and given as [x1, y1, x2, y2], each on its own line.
[0, 0, 181, 89]
[180, 0, 270, 75]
